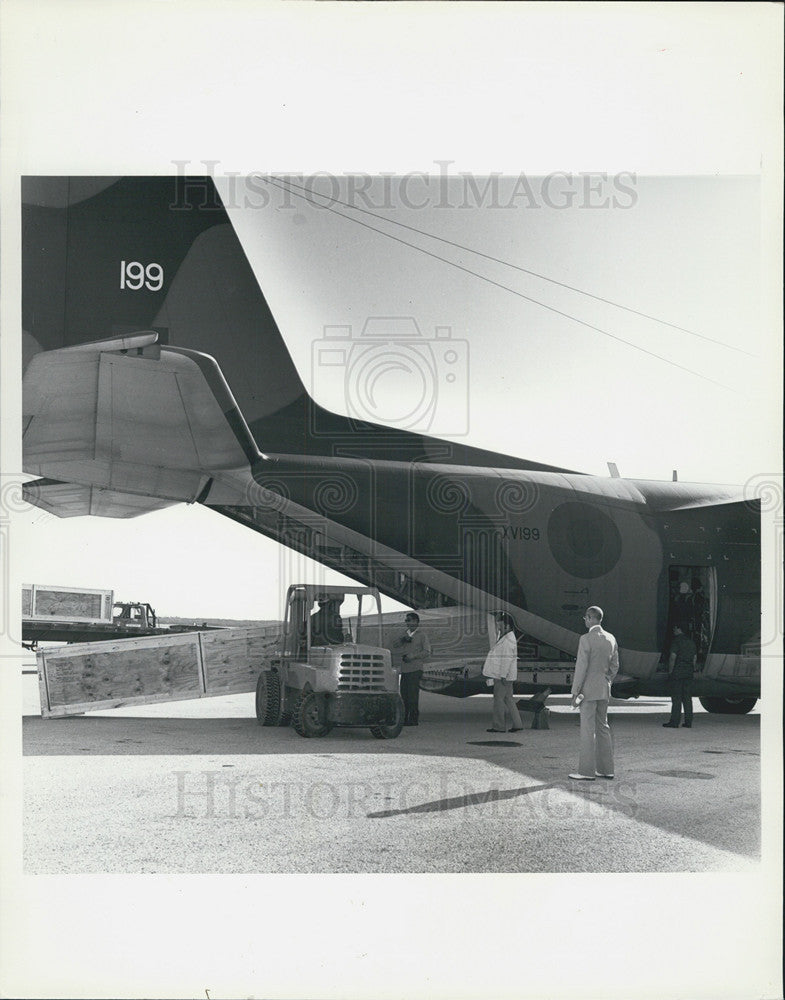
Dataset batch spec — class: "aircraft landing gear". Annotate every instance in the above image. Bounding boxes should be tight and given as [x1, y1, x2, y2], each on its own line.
[699, 696, 757, 715]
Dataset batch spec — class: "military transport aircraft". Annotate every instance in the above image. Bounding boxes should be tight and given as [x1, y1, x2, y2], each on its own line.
[20, 176, 760, 713]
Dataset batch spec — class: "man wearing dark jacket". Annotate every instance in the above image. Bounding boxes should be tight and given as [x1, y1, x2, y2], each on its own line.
[663, 623, 697, 728]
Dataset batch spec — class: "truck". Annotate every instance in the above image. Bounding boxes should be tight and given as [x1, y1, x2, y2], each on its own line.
[255, 584, 404, 739]
[111, 601, 158, 630]
[22, 584, 213, 647]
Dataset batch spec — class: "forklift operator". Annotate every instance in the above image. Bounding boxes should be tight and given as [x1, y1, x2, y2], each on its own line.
[310, 595, 346, 647]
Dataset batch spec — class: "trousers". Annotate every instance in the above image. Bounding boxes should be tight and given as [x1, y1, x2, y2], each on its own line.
[492, 678, 523, 731]
[400, 670, 423, 723]
[578, 698, 614, 776]
[669, 675, 694, 725]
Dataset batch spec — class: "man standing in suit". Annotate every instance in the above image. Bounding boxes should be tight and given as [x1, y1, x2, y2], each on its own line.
[569, 606, 620, 781]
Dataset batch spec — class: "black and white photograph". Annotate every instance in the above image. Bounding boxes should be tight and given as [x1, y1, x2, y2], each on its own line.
[1, 3, 782, 999]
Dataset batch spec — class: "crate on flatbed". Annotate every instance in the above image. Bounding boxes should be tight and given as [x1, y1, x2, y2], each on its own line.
[23, 583, 114, 624]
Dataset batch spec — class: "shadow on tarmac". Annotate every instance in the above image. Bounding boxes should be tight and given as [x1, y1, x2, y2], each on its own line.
[22, 697, 761, 861]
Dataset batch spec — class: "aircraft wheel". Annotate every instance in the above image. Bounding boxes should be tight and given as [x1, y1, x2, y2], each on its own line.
[370, 695, 404, 739]
[699, 696, 758, 715]
[292, 690, 333, 737]
[255, 670, 282, 726]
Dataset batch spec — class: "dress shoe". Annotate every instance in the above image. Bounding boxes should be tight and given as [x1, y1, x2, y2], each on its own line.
[568, 773, 595, 781]
[510, 727, 524, 732]
[681, 723, 692, 728]
[595, 772, 614, 779]
[662, 723, 679, 728]
[486, 728, 507, 733]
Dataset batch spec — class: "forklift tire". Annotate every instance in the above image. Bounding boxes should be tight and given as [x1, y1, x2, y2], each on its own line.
[370, 696, 404, 739]
[278, 687, 295, 727]
[292, 690, 333, 737]
[255, 670, 282, 726]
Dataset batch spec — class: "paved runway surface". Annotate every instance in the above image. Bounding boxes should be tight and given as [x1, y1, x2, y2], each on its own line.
[21, 678, 761, 874]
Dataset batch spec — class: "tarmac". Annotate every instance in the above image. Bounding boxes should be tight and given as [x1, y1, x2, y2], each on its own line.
[21, 678, 762, 874]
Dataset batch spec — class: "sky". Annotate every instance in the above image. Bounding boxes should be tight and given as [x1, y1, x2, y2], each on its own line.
[8, 172, 776, 623]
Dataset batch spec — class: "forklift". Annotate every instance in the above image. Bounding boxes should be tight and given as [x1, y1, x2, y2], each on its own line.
[255, 584, 404, 738]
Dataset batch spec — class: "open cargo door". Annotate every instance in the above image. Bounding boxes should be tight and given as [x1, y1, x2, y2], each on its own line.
[36, 625, 280, 718]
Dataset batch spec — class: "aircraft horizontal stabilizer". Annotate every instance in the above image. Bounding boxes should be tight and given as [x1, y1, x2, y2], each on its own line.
[23, 335, 259, 514]
[22, 479, 177, 519]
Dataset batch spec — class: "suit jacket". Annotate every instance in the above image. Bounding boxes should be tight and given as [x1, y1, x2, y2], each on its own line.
[571, 625, 619, 701]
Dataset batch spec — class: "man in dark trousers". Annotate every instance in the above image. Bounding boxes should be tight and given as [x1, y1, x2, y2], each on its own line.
[389, 612, 431, 726]
[663, 623, 697, 728]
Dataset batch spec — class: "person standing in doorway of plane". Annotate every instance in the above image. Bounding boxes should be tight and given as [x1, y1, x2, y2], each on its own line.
[390, 612, 431, 726]
[663, 623, 697, 728]
[482, 612, 523, 733]
[569, 606, 620, 780]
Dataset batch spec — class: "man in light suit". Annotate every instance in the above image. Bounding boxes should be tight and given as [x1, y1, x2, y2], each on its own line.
[569, 606, 620, 781]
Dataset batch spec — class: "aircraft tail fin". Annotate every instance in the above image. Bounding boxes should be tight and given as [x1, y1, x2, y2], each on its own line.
[23, 175, 575, 474]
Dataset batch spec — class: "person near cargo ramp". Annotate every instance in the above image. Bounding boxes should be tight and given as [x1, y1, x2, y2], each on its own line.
[390, 612, 431, 726]
[482, 612, 523, 733]
[569, 606, 619, 780]
[663, 623, 697, 728]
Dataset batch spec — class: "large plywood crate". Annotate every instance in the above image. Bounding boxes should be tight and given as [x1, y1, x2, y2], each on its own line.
[37, 625, 281, 717]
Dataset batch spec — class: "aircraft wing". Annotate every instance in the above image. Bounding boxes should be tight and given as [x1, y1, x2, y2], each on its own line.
[23, 332, 259, 518]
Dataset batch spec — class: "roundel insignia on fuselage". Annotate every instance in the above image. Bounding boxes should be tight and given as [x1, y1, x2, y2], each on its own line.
[547, 501, 622, 579]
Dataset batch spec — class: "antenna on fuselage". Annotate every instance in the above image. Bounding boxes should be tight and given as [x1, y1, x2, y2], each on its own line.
[672, 470, 678, 481]
[607, 462, 620, 478]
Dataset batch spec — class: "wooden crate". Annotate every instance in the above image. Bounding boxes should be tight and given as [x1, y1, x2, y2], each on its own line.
[23, 583, 114, 624]
[37, 625, 281, 717]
